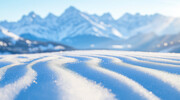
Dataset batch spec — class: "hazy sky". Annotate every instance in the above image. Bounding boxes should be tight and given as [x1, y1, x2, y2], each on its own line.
[0, 0, 180, 21]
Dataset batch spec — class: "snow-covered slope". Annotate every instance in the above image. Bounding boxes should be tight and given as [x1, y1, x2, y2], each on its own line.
[130, 15, 175, 36]
[117, 13, 180, 37]
[0, 26, 21, 40]
[0, 26, 73, 54]
[0, 50, 180, 100]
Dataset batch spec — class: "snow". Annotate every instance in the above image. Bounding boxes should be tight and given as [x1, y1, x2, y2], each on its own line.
[111, 28, 122, 38]
[38, 44, 65, 51]
[0, 26, 20, 40]
[112, 45, 132, 49]
[131, 17, 175, 36]
[25, 40, 31, 44]
[49, 57, 116, 100]
[81, 13, 106, 30]
[112, 45, 124, 49]
[0, 50, 179, 100]
[85, 57, 159, 100]
[54, 46, 65, 50]
[104, 55, 180, 92]
[90, 44, 95, 48]
[0, 41, 7, 46]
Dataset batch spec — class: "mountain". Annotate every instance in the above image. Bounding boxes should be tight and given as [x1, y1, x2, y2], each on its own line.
[0, 6, 124, 49]
[0, 6, 180, 52]
[116, 13, 180, 37]
[57, 6, 124, 48]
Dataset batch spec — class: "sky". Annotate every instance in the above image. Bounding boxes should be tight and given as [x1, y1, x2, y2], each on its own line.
[0, 0, 180, 21]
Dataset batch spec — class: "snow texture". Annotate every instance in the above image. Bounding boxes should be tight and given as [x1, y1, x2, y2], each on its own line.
[0, 50, 179, 100]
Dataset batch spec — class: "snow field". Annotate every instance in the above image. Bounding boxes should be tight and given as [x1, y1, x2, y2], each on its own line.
[0, 50, 179, 100]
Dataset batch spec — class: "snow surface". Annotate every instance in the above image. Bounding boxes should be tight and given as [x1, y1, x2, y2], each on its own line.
[0, 50, 180, 100]
[0, 26, 21, 40]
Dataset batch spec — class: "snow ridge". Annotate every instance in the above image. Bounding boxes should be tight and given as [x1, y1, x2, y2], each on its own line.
[48, 56, 116, 100]
[0, 50, 179, 100]
[85, 56, 160, 100]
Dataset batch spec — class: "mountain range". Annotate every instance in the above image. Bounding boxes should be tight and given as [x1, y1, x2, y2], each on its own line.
[0, 6, 180, 53]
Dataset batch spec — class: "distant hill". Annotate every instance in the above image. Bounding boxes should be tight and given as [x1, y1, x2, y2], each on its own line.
[0, 27, 73, 54]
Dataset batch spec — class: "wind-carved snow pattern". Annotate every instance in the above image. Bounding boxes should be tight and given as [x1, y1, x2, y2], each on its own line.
[0, 50, 179, 100]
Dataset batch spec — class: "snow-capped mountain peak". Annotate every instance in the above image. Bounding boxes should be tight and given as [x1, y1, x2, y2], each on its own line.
[45, 13, 58, 25]
[101, 13, 114, 21]
[63, 6, 80, 15]
[58, 6, 82, 21]
[28, 11, 38, 18]
[45, 13, 57, 20]
[118, 13, 133, 21]
[18, 11, 42, 24]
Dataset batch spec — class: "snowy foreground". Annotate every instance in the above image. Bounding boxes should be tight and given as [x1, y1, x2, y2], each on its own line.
[0, 50, 180, 100]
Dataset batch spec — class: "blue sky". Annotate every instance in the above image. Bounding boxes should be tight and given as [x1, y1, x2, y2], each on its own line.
[0, 0, 180, 21]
